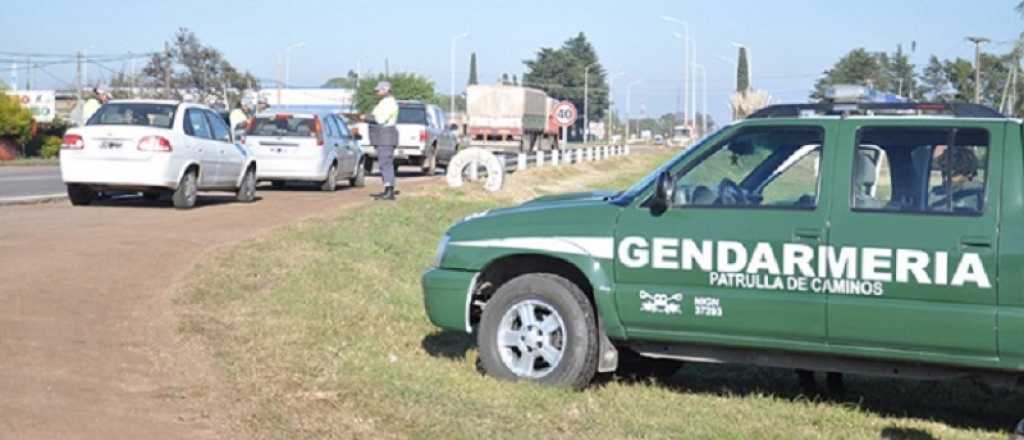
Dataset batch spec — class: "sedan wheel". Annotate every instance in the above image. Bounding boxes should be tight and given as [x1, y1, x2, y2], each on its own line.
[172, 170, 198, 209]
[236, 167, 256, 203]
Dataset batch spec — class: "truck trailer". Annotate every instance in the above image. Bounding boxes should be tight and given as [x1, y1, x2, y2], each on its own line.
[466, 84, 560, 152]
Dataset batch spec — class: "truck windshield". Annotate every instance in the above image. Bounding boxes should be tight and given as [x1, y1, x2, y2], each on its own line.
[398, 107, 427, 124]
[86, 103, 176, 129]
[246, 116, 317, 137]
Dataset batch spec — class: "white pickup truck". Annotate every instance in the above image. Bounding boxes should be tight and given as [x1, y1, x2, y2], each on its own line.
[356, 101, 459, 176]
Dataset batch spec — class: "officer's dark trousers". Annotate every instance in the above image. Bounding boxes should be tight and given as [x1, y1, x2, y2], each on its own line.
[377, 144, 396, 188]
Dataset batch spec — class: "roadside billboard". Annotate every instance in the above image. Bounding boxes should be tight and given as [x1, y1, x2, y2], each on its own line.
[6, 90, 56, 123]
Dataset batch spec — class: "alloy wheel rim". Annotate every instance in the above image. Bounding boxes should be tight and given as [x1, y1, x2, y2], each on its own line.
[496, 299, 566, 379]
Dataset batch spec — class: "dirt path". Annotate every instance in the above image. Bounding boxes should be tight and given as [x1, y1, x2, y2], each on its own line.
[0, 175, 435, 439]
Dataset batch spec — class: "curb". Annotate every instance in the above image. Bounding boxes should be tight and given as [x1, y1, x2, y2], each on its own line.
[0, 193, 68, 207]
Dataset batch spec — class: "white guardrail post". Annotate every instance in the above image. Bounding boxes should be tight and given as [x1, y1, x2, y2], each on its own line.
[517, 153, 526, 171]
[536, 150, 544, 167]
[552, 149, 560, 166]
[575, 149, 583, 163]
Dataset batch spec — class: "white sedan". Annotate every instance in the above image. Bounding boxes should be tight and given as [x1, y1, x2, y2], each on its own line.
[60, 100, 258, 209]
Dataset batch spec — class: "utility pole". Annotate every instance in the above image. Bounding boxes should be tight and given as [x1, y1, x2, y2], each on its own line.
[584, 63, 596, 142]
[75, 51, 83, 97]
[163, 42, 172, 99]
[966, 36, 990, 104]
[662, 16, 690, 129]
[625, 80, 642, 143]
[607, 72, 624, 142]
[450, 33, 469, 114]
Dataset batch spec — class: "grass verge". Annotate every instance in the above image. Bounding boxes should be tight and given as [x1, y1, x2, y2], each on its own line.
[178, 150, 1021, 439]
[0, 157, 59, 166]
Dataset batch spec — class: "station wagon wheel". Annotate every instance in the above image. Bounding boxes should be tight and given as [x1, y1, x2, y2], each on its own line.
[172, 170, 198, 209]
[477, 273, 599, 389]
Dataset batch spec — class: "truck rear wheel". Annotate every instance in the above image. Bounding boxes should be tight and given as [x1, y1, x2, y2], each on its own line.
[477, 273, 599, 389]
[422, 147, 437, 176]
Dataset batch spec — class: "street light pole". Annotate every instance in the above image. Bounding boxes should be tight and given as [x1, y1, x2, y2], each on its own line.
[966, 36, 990, 104]
[284, 42, 305, 89]
[607, 71, 624, 142]
[450, 33, 469, 114]
[695, 64, 708, 135]
[662, 16, 690, 128]
[625, 80, 642, 143]
[584, 63, 596, 143]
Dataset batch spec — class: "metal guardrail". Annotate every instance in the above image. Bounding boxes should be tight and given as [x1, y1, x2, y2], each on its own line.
[493, 145, 631, 173]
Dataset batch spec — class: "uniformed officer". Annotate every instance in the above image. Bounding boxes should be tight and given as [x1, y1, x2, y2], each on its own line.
[370, 81, 399, 201]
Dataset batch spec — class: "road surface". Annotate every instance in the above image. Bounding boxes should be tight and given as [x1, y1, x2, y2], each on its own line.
[0, 171, 437, 439]
[0, 166, 64, 200]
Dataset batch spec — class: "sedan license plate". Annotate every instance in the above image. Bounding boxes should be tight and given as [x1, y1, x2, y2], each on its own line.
[100, 141, 123, 150]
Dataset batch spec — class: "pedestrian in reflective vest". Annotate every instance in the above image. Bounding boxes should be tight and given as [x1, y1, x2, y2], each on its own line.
[370, 81, 399, 201]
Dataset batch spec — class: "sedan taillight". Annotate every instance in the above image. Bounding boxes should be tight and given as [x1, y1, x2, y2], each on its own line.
[61, 134, 84, 150]
[137, 136, 173, 152]
[419, 130, 428, 142]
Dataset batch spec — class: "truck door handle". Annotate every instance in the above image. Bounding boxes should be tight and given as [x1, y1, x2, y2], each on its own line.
[793, 228, 823, 242]
[960, 235, 992, 248]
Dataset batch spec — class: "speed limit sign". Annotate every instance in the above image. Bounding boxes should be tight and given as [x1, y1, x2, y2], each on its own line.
[552, 101, 577, 128]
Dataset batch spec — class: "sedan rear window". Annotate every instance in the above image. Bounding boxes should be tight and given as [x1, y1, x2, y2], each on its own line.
[86, 103, 176, 129]
[397, 106, 427, 125]
[246, 116, 317, 137]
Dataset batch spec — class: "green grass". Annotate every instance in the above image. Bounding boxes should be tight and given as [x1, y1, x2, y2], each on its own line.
[178, 150, 1022, 439]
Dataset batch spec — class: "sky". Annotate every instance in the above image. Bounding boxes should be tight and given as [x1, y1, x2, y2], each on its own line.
[3, 0, 1022, 124]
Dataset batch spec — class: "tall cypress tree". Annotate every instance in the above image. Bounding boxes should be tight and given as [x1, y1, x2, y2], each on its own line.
[468, 52, 478, 85]
[737, 47, 750, 92]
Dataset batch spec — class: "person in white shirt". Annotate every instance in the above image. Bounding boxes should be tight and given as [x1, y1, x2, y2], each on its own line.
[369, 81, 399, 200]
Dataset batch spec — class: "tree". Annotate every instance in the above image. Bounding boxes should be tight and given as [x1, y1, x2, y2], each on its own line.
[812, 48, 887, 99]
[920, 55, 953, 101]
[523, 32, 608, 138]
[323, 70, 359, 88]
[468, 52, 478, 86]
[736, 47, 750, 92]
[141, 28, 258, 106]
[354, 72, 435, 114]
[0, 93, 34, 157]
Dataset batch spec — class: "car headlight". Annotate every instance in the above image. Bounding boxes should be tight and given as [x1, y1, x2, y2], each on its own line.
[434, 235, 450, 268]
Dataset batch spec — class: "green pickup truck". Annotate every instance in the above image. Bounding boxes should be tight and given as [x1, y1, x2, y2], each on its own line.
[422, 97, 1024, 396]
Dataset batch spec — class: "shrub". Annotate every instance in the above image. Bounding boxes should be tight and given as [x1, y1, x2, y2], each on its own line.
[40, 136, 61, 159]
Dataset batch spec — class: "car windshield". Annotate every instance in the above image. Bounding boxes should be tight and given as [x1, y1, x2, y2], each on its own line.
[86, 103, 176, 129]
[611, 125, 731, 206]
[246, 115, 317, 137]
[397, 106, 427, 124]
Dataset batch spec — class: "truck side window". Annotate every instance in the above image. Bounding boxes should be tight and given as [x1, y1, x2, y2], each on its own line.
[673, 126, 824, 209]
[852, 127, 989, 215]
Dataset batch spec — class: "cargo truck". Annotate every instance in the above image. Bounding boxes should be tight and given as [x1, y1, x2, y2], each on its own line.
[466, 84, 560, 152]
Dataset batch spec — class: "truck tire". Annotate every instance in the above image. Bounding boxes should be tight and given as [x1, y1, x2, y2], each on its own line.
[477, 273, 599, 389]
[422, 147, 438, 176]
[67, 184, 96, 206]
[172, 170, 198, 209]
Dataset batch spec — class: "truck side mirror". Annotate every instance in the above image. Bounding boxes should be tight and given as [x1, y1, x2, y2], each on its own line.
[652, 171, 675, 213]
[448, 123, 459, 132]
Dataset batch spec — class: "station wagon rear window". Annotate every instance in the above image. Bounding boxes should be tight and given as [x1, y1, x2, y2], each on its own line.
[246, 116, 317, 137]
[86, 103, 176, 129]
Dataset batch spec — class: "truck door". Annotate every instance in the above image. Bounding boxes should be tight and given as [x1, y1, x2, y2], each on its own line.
[826, 121, 1002, 364]
[613, 122, 836, 347]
